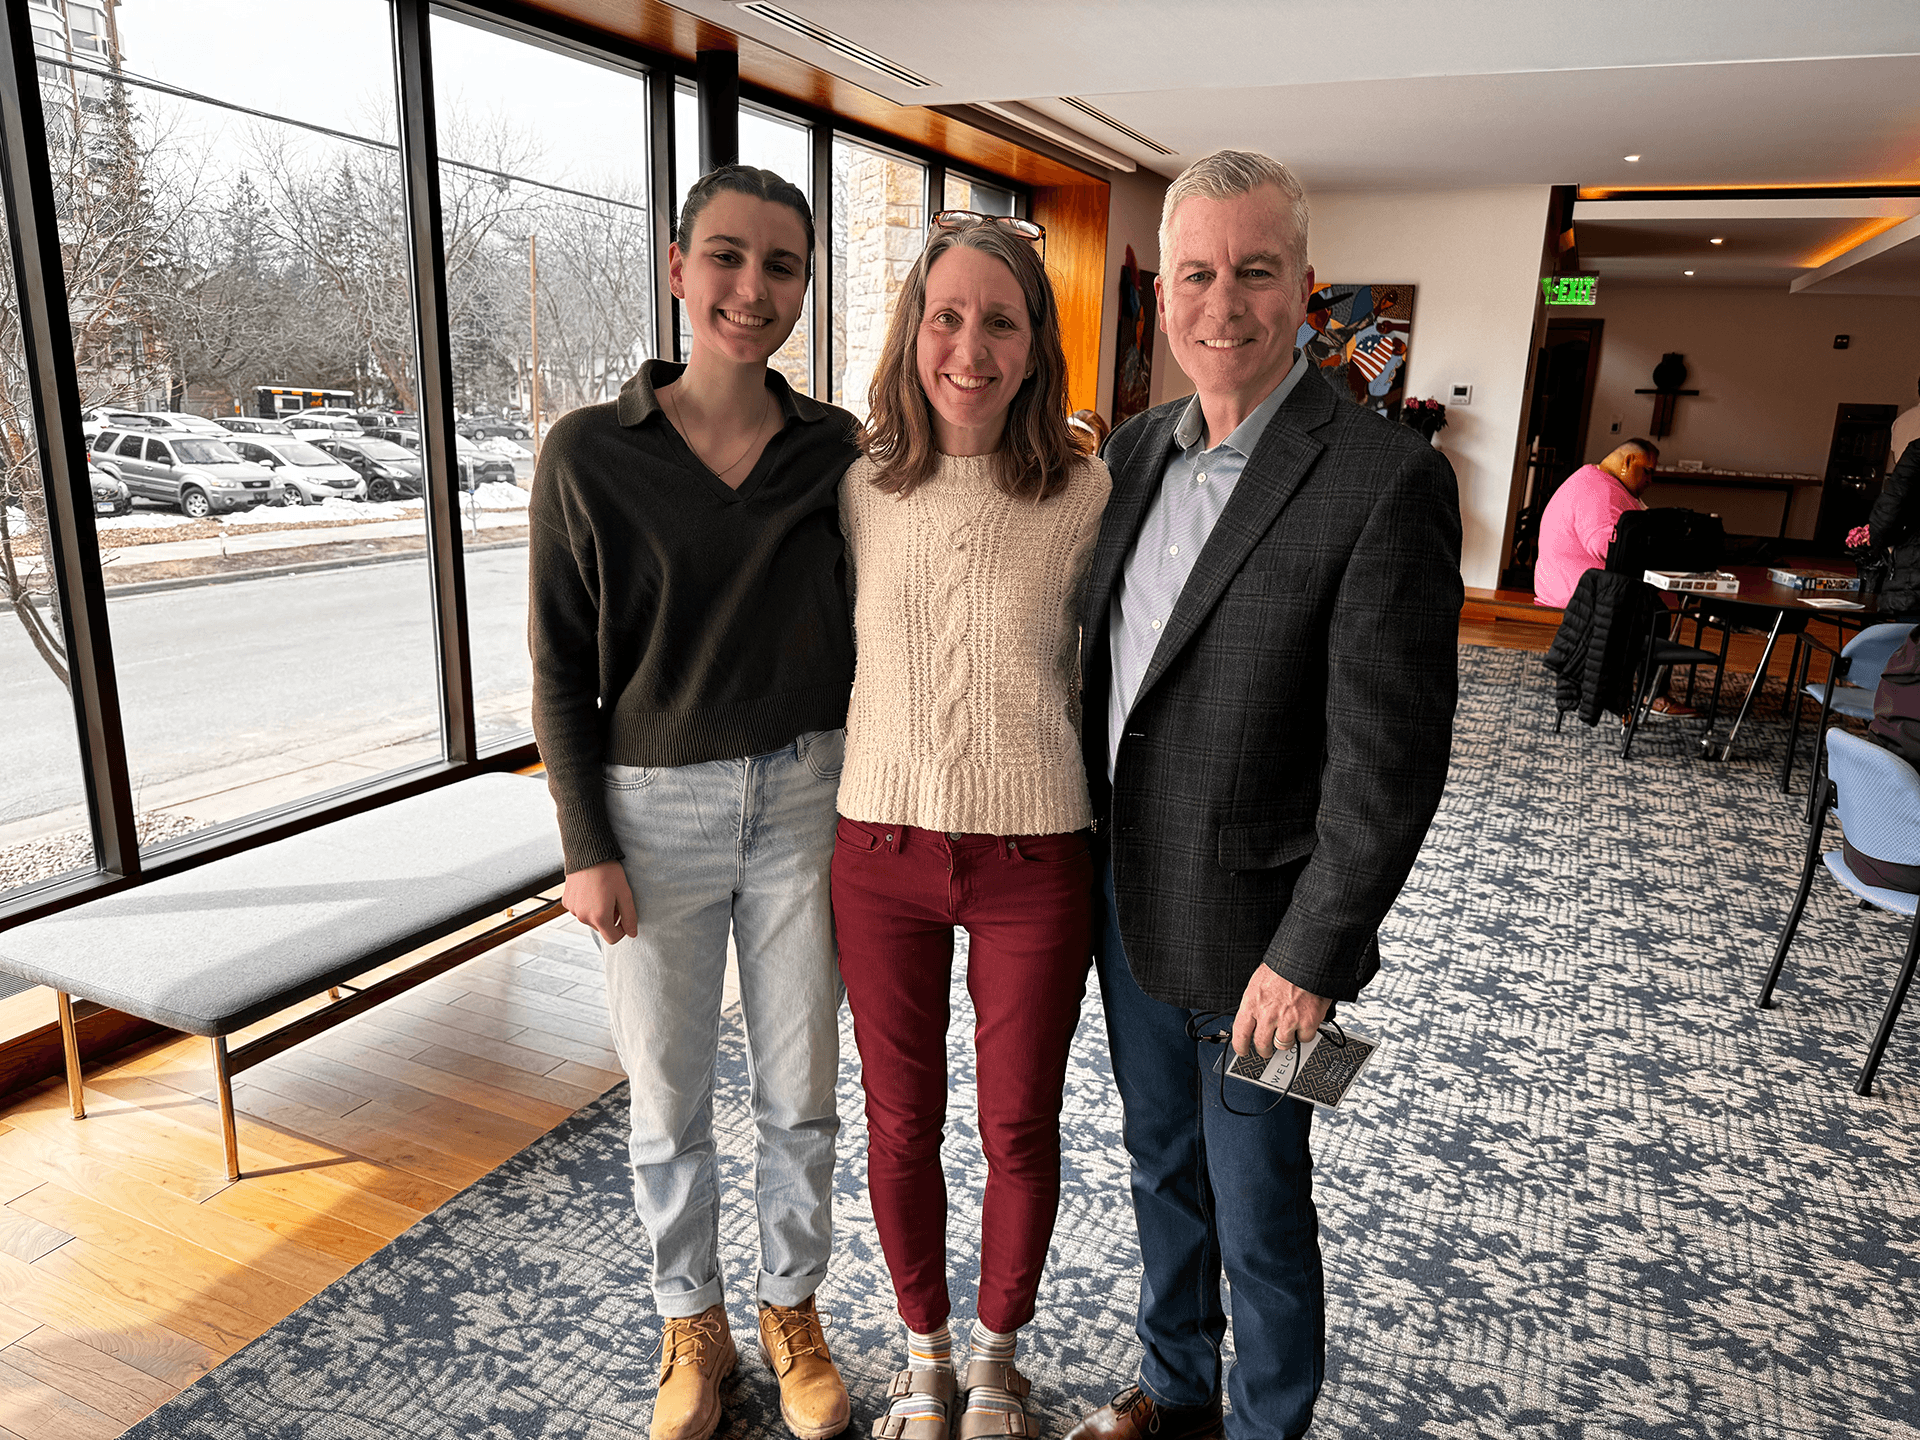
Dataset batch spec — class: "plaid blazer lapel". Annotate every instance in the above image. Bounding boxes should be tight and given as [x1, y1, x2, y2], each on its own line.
[1132, 370, 1338, 709]
[1082, 406, 1184, 634]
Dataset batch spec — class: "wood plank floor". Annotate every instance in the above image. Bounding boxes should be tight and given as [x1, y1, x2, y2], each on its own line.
[0, 606, 1859, 1438]
[0, 915, 625, 1438]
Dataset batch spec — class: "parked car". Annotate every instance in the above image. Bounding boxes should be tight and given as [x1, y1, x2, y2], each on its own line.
[89, 428, 275, 517]
[81, 408, 166, 440]
[215, 415, 295, 436]
[310, 435, 424, 502]
[284, 411, 363, 435]
[457, 438, 516, 489]
[156, 413, 236, 437]
[87, 451, 132, 516]
[458, 416, 530, 441]
[225, 436, 366, 506]
[360, 430, 507, 491]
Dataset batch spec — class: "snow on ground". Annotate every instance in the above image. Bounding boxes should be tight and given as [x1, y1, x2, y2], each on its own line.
[9, 484, 528, 540]
[221, 498, 414, 527]
[469, 481, 531, 510]
[94, 511, 200, 532]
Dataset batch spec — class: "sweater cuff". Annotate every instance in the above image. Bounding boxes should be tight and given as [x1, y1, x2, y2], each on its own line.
[550, 780, 624, 875]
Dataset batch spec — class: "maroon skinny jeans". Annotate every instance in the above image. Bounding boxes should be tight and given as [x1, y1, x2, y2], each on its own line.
[831, 819, 1093, 1333]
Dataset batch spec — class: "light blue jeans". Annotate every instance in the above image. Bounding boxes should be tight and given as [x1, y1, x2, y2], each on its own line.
[600, 728, 845, 1318]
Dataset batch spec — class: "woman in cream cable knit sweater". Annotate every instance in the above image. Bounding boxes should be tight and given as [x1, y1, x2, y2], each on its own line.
[833, 215, 1109, 1440]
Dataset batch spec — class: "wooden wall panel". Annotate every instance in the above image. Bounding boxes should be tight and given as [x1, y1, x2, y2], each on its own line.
[1031, 181, 1112, 415]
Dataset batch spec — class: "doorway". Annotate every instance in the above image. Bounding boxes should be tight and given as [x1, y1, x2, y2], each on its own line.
[1505, 318, 1605, 589]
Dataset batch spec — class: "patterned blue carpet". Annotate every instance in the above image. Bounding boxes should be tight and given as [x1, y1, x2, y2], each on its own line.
[124, 645, 1920, 1439]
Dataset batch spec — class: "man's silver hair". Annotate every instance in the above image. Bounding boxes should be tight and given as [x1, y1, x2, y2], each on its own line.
[1158, 149, 1309, 279]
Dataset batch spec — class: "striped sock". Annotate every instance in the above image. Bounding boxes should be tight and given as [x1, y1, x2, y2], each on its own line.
[965, 1323, 1022, 1421]
[891, 1321, 952, 1425]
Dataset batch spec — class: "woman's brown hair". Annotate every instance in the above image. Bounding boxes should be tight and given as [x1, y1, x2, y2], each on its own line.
[862, 223, 1077, 501]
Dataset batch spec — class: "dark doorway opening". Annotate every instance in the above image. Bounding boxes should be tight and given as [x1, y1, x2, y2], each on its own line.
[1813, 402, 1896, 551]
[1505, 318, 1605, 590]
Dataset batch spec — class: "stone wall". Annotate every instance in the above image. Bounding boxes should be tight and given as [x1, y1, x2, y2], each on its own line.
[835, 149, 924, 418]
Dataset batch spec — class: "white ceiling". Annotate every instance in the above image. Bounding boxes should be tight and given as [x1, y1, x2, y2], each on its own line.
[680, 0, 1920, 290]
[1573, 199, 1920, 286]
[691, 0, 1920, 184]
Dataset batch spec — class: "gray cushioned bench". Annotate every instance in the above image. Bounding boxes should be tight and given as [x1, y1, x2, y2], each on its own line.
[0, 772, 565, 1179]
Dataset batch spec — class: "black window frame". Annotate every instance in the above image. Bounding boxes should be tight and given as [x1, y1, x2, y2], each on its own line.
[0, 0, 1028, 935]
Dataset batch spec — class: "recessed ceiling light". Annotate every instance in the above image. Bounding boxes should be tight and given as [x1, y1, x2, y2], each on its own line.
[1684, 270, 1695, 276]
[1624, 154, 1641, 162]
[1710, 237, 1724, 245]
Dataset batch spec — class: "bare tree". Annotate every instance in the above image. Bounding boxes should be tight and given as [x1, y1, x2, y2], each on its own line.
[1, 73, 193, 691]
[531, 178, 653, 412]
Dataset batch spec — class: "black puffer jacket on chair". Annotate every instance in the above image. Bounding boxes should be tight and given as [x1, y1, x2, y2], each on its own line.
[1542, 568, 1660, 726]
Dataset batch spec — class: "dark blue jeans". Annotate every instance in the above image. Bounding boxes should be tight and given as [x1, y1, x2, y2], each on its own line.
[1095, 863, 1324, 1440]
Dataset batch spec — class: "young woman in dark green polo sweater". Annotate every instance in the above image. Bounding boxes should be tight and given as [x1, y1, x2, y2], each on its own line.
[528, 166, 859, 1440]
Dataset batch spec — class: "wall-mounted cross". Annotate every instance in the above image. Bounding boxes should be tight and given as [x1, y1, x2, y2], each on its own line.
[1633, 352, 1699, 438]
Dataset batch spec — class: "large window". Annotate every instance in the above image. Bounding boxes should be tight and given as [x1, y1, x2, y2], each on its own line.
[832, 138, 927, 418]
[944, 172, 1017, 218]
[39, 0, 443, 852]
[0, 195, 93, 905]
[430, 11, 654, 749]
[0, 1, 1028, 928]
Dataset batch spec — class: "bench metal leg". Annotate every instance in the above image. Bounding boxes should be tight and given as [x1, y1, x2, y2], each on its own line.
[211, 1037, 241, 1181]
[56, 992, 84, 1120]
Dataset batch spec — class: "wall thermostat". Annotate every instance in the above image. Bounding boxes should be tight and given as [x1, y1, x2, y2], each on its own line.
[1448, 383, 1473, 405]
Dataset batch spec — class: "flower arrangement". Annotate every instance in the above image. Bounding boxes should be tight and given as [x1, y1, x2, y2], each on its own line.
[1401, 397, 1447, 440]
[1847, 523, 1889, 599]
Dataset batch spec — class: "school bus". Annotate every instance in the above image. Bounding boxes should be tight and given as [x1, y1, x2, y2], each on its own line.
[253, 386, 355, 418]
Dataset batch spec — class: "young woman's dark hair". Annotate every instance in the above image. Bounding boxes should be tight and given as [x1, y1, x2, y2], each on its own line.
[861, 222, 1076, 503]
[675, 164, 816, 280]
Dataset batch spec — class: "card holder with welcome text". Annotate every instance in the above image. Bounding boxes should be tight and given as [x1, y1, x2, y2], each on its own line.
[1213, 1026, 1382, 1109]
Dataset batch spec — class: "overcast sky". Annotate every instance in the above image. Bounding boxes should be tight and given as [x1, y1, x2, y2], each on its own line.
[111, 0, 653, 195]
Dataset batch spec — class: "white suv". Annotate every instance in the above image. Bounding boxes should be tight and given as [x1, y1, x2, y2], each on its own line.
[90, 428, 276, 517]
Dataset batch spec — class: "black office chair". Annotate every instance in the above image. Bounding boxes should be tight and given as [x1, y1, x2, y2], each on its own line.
[1620, 597, 1733, 758]
[1607, 510, 1734, 759]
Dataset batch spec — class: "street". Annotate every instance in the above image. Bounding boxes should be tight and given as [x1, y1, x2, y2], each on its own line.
[1, 546, 532, 836]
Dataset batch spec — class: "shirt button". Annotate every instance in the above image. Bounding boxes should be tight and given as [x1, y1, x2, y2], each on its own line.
[1196, 472, 1208, 484]
[1169, 545, 1179, 557]
[1152, 619, 1163, 631]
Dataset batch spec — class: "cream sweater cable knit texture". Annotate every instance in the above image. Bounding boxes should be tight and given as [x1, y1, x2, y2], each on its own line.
[839, 451, 1110, 836]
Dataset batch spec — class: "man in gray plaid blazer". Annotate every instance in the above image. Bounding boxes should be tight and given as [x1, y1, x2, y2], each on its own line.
[1066, 153, 1461, 1440]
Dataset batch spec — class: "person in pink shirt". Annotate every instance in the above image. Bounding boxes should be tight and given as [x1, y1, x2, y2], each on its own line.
[1534, 439, 1657, 609]
[1535, 437, 1695, 715]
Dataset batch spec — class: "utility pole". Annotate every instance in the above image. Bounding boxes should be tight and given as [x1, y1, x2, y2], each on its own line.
[529, 232, 541, 450]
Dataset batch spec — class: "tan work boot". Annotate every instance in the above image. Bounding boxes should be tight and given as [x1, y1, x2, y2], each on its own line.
[651, 1305, 738, 1440]
[758, 1296, 851, 1440]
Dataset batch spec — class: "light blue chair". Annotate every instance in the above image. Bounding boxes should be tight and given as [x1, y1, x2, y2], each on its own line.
[1782, 622, 1911, 819]
[1760, 728, 1920, 1095]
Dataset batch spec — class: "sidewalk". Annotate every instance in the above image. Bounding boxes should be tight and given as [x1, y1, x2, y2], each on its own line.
[16, 493, 529, 579]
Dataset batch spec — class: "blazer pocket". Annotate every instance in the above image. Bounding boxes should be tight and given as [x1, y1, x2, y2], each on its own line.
[1217, 821, 1316, 871]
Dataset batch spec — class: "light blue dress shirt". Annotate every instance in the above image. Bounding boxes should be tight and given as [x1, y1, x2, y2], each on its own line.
[1108, 350, 1310, 779]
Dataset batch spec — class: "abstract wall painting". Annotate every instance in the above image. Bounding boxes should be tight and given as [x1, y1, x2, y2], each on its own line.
[1298, 283, 1416, 420]
[1112, 245, 1157, 425]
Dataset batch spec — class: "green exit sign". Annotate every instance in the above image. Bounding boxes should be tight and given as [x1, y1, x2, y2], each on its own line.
[1543, 275, 1598, 305]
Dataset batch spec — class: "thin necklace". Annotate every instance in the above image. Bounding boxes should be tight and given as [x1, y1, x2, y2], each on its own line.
[667, 381, 775, 479]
